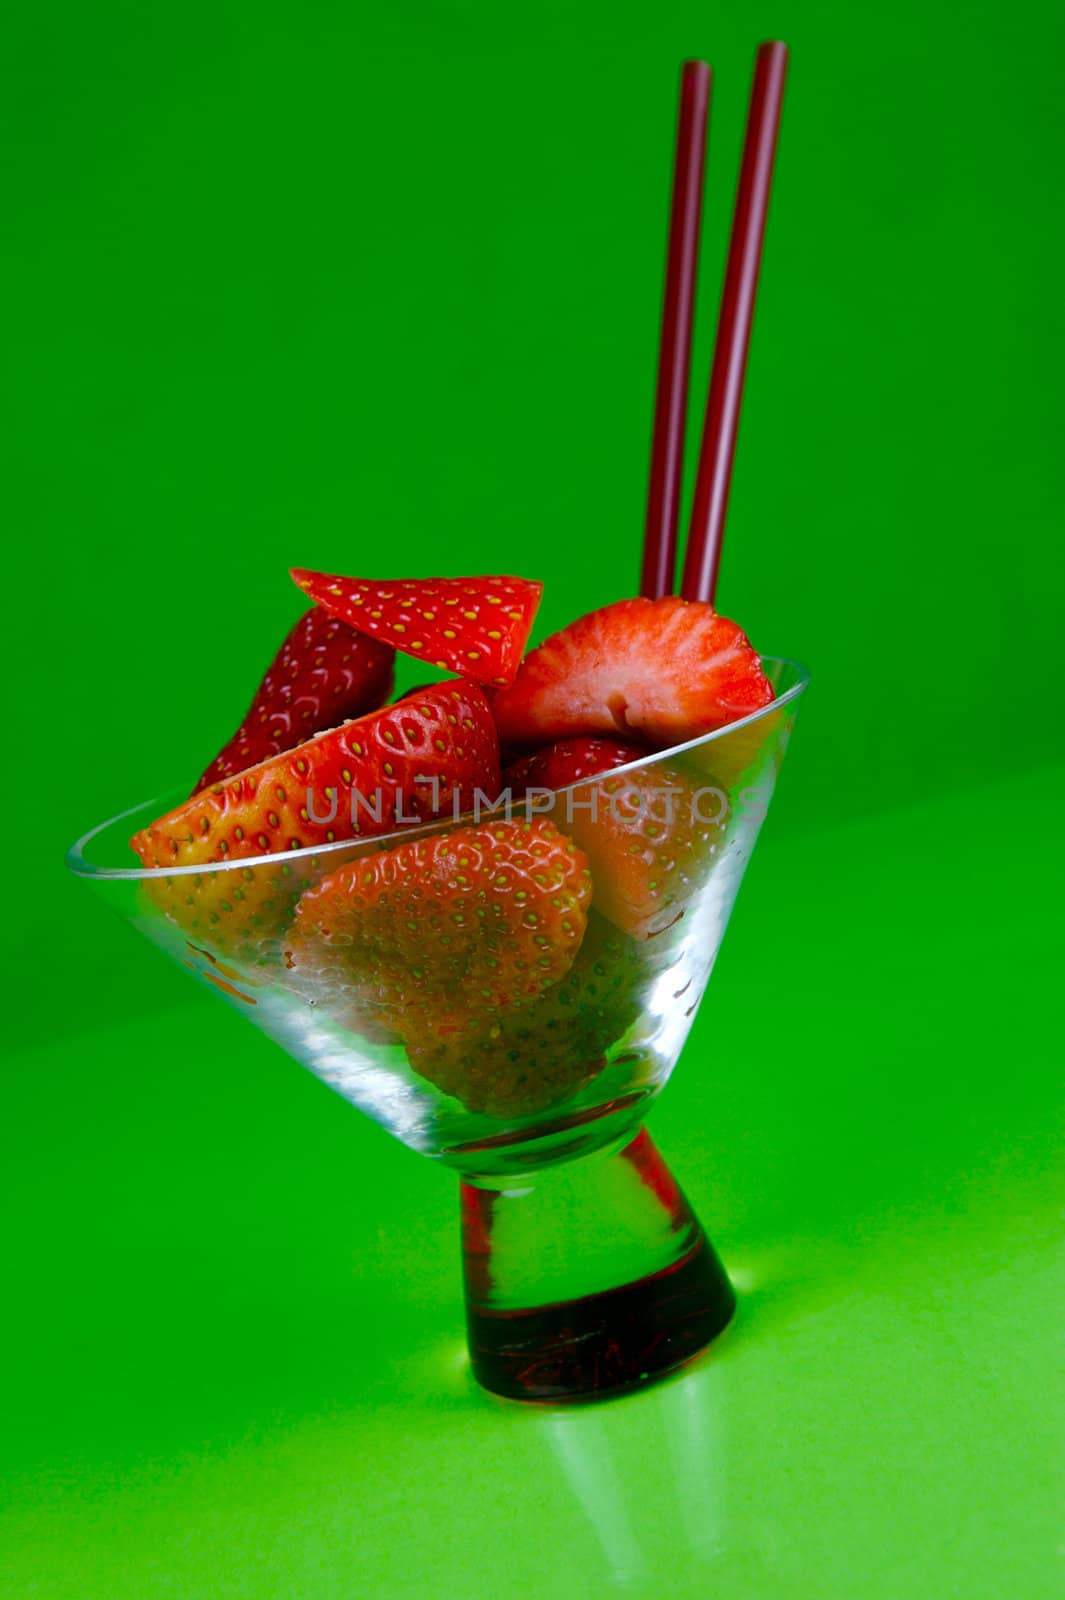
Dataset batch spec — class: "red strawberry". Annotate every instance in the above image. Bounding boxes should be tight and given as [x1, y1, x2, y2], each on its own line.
[504, 737, 728, 940]
[284, 816, 591, 1035]
[290, 570, 542, 687]
[131, 682, 500, 954]
[504, 736, 637, 794]
[402, 912, 654, 1118]
[195, 607, 395, 792]
[491, 596, 773, 750]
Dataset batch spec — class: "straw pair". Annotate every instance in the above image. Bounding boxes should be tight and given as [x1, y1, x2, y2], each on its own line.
[640, 43, 789, 607]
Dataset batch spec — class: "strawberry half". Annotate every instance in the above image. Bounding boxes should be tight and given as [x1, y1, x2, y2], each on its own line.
[290, 569, 542, 687]
[284, 816, 591, 1035]
[131, 682, 500, 954]
[195, 607, 395, 793]
[491, 596, 774, 750]
[504, 737, 728, 940]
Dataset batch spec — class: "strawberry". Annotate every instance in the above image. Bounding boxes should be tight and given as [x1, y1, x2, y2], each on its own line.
[402, 912, 653, 1118]
[131, 682, 501, 955]
[290, 569, 542, 687]
[504, 737, 728, 940]
[491, 596, 774, 750]
[691, 704, 788, 793]
[284, 816, 591, 1035]
[503, 736, 637, 794]
[195, 607, 395, 792]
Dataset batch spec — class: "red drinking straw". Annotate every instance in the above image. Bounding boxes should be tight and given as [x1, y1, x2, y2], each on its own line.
[681, 41, 789, 605]
[640, 60, 712, 601]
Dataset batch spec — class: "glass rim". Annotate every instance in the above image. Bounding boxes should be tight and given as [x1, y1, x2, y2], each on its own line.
[66, 655, 810, 882]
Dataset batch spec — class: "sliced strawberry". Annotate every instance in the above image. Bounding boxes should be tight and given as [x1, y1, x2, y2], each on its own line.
[284, 816, 591, 1034]
[131, 682, 500, 954]
[290, 569, 542, 687]
[194, 607, 395, 793]
[504, 737, 727, 940]
[402, 913, 651, 1118]
[492, 596, 773, 750]
[694, 704, 788, 793]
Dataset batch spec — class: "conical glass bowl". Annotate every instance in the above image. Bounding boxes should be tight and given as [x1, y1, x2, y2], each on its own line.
[68, 658, 808, 1400]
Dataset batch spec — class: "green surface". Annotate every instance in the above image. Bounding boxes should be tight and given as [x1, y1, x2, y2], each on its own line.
[4, 768, 1062, 1596]
[3, 0, 1063, 1593]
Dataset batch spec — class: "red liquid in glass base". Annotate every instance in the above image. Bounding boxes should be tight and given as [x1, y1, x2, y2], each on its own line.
[466, 1232, 736, 1402]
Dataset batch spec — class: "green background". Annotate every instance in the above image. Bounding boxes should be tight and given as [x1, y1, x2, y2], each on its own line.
[3, 2, 1062, 1595]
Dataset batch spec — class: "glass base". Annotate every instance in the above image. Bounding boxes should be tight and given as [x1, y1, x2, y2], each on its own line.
[461, 1130, 735, 1402]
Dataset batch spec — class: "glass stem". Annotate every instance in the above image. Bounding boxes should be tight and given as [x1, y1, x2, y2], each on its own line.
[460, 1129, 735, 1402]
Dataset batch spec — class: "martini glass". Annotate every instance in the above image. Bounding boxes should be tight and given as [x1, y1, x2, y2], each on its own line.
[67, 659, 807, 1402]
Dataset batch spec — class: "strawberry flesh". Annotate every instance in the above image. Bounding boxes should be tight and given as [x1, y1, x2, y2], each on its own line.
[290, 569, 542, 687]
[492, 596, 773, 750]
[195, 607, 395, 793]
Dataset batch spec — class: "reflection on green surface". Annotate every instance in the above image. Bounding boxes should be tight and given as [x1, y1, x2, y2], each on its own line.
[545, 1408, 656, 1582]
[539, 1362, 728, 1584]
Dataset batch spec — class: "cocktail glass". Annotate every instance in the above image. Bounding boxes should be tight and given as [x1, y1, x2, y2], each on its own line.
[67, 659, 808, 1402]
